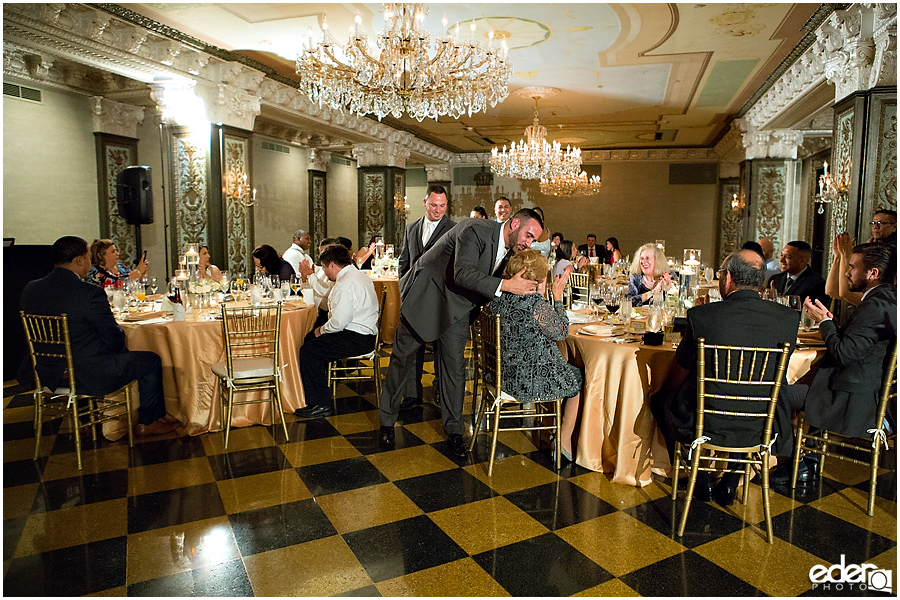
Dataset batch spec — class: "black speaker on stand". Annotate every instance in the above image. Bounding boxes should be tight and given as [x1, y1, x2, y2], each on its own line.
[116, 165, 153, 254]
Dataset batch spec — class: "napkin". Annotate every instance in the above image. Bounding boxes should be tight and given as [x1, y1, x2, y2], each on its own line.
[123, 310, 166, 322]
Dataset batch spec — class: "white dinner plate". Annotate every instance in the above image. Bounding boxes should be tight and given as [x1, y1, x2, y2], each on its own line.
[580, 324, 624, 337]
[566, 311, 594, 324]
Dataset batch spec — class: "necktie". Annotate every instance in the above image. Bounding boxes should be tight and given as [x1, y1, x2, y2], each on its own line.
[422, 220, 435, 246]
[785, 275, 795, 293]
[494, 249, 512, 277]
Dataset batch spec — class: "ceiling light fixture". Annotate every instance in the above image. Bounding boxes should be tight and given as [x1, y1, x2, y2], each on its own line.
[490, 89, 582, 180]
[540, 171, 602, 197]
[296, 3, 511, 121]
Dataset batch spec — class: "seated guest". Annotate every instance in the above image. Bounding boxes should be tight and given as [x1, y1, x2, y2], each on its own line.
[826, 232, 863, 307]
[771, 242, 897, 484]
[758, 237, 781, 281]
[355, 235, 383, 270]
[553, 240, 576, 278]
[488, 249, 582, 458]
[335, 236, 353, 251]
[198, 245, 222, 282]
[86, 238, 149, 287]
[869, 208, 896, 245]
[19, 236, 178, 437]
[283, 230, 314, 275]
[470, 206, 488, 219]
[741, 240, 766, 262]
[252, 244, 294, 283]
[297, 237, 337, 316]
[650, 249, 799, 505]
[550, 232, 563, 253]
[295, 245, 379, 419]
[606, 237, 624, 263]
[577, 234, 603, 261]
[626, 243, 674, 305]
[766, 240, 829, 305]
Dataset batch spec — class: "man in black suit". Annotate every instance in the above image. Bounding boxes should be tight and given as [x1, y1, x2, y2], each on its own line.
[771, 242, 897, 484]
[766, 240, 829, 305]
[577, 234, 604, 262]
[397, 184, 456, 410]
[18, 236, 177, 436]
[651, 249, 799, 506]
[379, 209, 544, 457]
[870, 208, 896, 245]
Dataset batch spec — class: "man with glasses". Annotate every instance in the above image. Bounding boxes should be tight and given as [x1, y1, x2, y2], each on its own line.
[870, 209, 896, 245]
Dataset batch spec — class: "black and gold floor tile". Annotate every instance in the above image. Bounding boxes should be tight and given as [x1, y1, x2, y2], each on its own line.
[2, 376, 897, 597]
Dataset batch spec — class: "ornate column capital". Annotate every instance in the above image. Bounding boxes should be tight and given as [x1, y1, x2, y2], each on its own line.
[741, 129, 803, 160]
[195, 81, 261, 131]
[424, 164, 452, 181]
[91, 96, 145, 137]
[352, 142, 410, 169]
[308, 148, 330, 172]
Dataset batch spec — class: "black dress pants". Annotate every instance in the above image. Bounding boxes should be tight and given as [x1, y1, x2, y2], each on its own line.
[299, 329, 376, 408]
[83, 351, 166, 426]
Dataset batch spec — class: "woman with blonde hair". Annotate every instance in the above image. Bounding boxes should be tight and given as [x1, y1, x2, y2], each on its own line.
[488, 249, 583, 459]
[86, 238, 148, 287]
[626, 242, 673, 305]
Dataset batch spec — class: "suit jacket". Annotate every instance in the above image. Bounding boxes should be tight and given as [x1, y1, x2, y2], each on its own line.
[805, 283, 897, 437]
[577, 243, 606, 262]
[665, 289, 800, 449]
[400, 218, 504, 342]
[398, 215, 456, 280]
[767, 267, 829, 305]
[18, 267, 130, 396]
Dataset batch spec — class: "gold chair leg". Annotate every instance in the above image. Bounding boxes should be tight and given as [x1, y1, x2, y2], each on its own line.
[223, 385, 234, 450]
[554, 399, 562, 471]
[33, 390, 43, 461]
[761, 456, 774, 543]
[820, 431, 829, 476]
[487, 401, 502, 477]
[374, 352, 382, 401]
[124, 386, 134, 448]
[671, 442, 682, 500]
[468, 390, 489, 452]
[677, 451, 701, 537]
[742, 462, 751, 505]
[791, 413, 805, 490]
[72, 401, 84, 471]
[88, 397, 99, 442]
[274, 379, 289, 444]
[868, 443, 881, 517]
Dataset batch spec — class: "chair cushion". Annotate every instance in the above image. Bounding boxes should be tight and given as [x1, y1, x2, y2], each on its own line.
[212, 358, 275, 380]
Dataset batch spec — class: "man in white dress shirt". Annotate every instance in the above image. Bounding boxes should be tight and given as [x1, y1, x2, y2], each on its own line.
[295, 244, 379, 419]
[283, 230, 313, 275]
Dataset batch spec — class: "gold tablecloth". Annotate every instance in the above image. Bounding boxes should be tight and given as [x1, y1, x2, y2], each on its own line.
[560, 322, 822, 487]
[119, 301, 316, 435]
[371, 277, 401, 345]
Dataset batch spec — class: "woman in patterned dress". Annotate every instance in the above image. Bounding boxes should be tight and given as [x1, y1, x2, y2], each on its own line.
[86, 238, 148, 287]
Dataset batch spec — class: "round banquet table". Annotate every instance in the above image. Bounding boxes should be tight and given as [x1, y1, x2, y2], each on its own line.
[559, 318, 823, 487]
[118, 300, 316, 436]
[370, 275, 401, 345]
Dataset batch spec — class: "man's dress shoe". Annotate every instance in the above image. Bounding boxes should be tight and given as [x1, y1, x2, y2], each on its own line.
[448, 434, 468, 459]
[399, 397, 422, 410]
[293, 404, 335, 419]
[712, 481, 737, 507]
[379, 426, 395, 445]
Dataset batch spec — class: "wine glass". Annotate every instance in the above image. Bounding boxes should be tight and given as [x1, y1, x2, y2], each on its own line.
[590, 286, 603, 318]
[149, 277, 159, 295]
[787, 295, 803, 311]
[605, 286, 621, 319]
[219, 270, 230, 294]
[135, 283, 146, 306]
[290, 274, 303, 296]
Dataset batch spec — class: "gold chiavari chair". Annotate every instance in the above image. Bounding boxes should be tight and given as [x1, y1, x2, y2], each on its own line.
[671, 338, 791, 544]
[791, 343, 897, 516]
[327, 286, 387, 410]
[212, 303, 287, 449]
[565, 272, 590, 308]
[468, 306, 563, 476]
[20, 311, 135, 470]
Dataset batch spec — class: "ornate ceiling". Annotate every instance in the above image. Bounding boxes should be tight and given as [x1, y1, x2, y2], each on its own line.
[125, 3, 822, 153]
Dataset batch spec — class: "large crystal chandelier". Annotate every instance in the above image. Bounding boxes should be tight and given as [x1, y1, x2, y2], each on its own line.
[540, 171, 602, 197]
[490, 90, 582, 180]
[296, 3, 511, 121]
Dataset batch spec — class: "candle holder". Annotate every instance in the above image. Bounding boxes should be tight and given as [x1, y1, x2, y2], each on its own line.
[815, 160, 846, 214]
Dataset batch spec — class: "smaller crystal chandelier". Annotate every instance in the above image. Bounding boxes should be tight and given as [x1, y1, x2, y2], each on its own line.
[540, 171, 602, 197]
[394, 193, 410, 220]
[730, 192, 745, 212]
[223, 172, 256, 207]
[491, 90, 582, 180]
[296, 4, 511, 121]
[815, 160, 846, 214]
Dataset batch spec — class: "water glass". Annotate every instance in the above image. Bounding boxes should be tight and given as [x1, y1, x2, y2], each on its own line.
[647, 305, 663, 333]
[620, 298, 633, 326]
[112, 290, 126, 314]
[800, 306, 816, 331]
[281, 281, 291, 299]
[249, 284, 263, 307]
[787, 295, 803, 311]
[219, 271, 230, 294]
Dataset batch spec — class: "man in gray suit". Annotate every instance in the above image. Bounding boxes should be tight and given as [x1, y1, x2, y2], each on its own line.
[397, 185, 455, 410]
[380, 209, 544, 458]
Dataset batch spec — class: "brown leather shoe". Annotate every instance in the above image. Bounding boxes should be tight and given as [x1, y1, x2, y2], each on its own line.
[135, 420, 180, 437]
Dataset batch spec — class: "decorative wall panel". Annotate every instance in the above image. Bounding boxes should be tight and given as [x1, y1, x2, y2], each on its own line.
[717, 178, 742, 265]
[362, 172, 386, 244]
[393, 171, 407, 251]
[754, 163, 787, 247]
[223, 134, 252, 275]
[94, 133, 138, 265]
[830, 106, 855, 241]
[873, 100, 897, 212]
[309, 171, 327, 249]
[172, 132, 210, 258]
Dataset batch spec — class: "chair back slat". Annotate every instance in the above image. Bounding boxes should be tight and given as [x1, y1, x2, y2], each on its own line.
[566, 272, 590, 308]
[695, 338, 791, 449]
[220, 304, 282, 376]
[20, 312, 77, 393]
[477, 307, 502, 394]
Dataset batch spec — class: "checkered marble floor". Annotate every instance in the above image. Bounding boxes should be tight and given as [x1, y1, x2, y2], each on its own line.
[3, 356, 897, 597]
